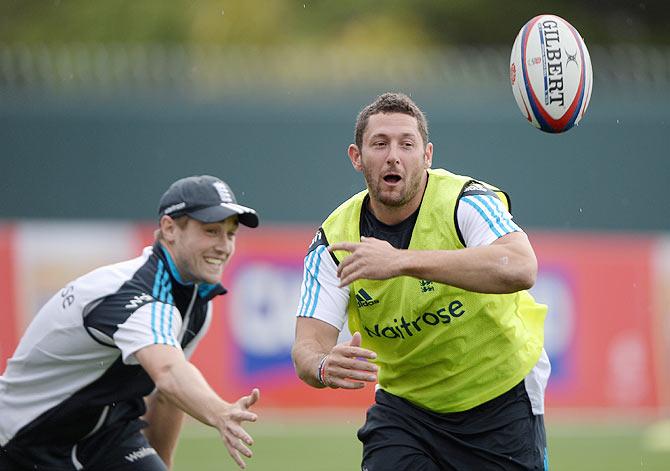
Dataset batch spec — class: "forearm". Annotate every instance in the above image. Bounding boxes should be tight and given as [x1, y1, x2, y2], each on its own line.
[292, 318, 377, 390]
[291, 338, 329, 388]
[153, 360, 230, 428]
[143, 392, 185, 469]
[136, 345, 259, 470]
[397, 242, 537, 294]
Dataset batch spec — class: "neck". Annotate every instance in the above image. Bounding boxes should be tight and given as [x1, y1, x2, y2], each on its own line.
[157, 241, 191, 285]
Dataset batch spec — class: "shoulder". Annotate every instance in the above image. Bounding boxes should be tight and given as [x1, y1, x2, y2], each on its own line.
[81, 251, 169, 332]
[307, 227, 329, 255]
[66, 249, 153, 313]
[456, 181, 521, 247]
[305, 227, 341, 269]
[425, 169, 487, 206]
[461, 181, 500, 199]
[323, 190, 368, 226]
[77, 247, 154, 291]
[459, 180, 511, 212]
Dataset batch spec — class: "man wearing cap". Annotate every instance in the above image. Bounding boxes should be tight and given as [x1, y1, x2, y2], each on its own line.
[0, 176, 260, 470]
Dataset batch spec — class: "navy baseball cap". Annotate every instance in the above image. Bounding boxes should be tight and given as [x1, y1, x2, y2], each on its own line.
[158, 175, 259, 228]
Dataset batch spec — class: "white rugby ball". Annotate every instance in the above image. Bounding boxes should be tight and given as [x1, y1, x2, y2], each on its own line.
[510, 15, 593, 133]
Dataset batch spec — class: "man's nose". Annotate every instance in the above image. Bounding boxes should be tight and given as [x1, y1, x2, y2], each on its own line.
[214, 235, 232, 253]
[386, 143, 401, 164]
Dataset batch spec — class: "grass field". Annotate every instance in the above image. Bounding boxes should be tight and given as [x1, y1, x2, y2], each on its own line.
[173, 414, 670, 470]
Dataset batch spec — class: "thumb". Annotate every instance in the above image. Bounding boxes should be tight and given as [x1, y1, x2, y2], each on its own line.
[349, 331, 362, 347]
[244, 388, 260, 408]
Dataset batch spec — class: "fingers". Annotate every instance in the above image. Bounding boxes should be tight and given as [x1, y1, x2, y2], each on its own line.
[337, 270, 357, 288]
[332, 237, 398, 286]
[348, 331, 362, 347]
[222, 417, 257, 469]
[234, 388, 260, 416]
[232, 410, 258, 423]
[324, 361, 377, 389]
[226, 435, 252, 459]
[322, 335, 378, 389]
[329, 241, 359, 253]
[227, 449, 245, 469]
[229, 422, 255, 447]
[221, 391, 260, 468]
[327, 357, 377, 377]
[224, 437, 251, 469]
[336, 250, 377, 286]
[336, 259, 362, 287]
[326, 377, 367, 389]
[330, 237, 378, 253]
[327, 369, 377, 388]
[330, 237, 380, 284]
[333, 352, 377, 367]
[243, 388, 260, 409]
[335, 333, 376, 361]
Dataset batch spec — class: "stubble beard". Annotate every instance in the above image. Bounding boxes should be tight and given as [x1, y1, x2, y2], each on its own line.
[365, 166, 424, 209]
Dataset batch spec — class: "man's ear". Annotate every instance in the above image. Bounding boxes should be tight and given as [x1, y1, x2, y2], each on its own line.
[348, 144, 363, 172]
[424, 142, 433, 169]
[159, 215, 177, 243]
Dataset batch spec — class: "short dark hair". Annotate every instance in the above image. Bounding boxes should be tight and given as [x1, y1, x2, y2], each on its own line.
[354, 92, 429, 149]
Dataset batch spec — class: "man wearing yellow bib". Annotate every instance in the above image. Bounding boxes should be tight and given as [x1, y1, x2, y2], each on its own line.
[292, 92, 550, 471]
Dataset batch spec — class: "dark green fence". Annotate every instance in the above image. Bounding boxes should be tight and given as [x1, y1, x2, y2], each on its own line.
[1, 45, 668, 231]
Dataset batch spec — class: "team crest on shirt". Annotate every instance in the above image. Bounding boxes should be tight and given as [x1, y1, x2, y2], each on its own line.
[124, 293, 153, 309]
[419, 280, 434, 292]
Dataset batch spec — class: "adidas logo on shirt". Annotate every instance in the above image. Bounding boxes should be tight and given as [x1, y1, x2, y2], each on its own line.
[356, 289, 380, 308]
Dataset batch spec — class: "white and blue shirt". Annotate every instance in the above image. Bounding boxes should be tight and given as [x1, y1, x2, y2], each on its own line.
[0, 242, 225, 467]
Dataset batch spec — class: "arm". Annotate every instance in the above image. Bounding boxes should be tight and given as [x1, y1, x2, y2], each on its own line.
[331, 231, 537, 294]
[293, 235, 377, 389]
[142, 390, 185, 470]
[135, 344, 259, 469]
[292, 317, 378, 389]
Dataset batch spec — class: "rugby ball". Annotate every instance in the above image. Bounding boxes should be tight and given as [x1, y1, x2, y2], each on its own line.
[510, 15, 592, 133]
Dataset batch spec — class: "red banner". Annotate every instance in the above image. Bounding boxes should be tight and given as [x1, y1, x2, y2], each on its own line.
[192, 226, 375, 408]
[532, 232, 657, 411]
[0, 225, 17, 372]
[0, 224, 664, 414]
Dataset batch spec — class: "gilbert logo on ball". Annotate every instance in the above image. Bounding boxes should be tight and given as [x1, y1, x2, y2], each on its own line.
[510, 15, 593, 133]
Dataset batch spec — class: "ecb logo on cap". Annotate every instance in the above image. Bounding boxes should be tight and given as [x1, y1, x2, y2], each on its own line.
[213, 181, 233, 203]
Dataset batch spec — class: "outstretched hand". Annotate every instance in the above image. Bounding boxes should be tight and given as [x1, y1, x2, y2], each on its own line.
[218, 388, 260, 469]
[321, 332, 378, 389]
[329, 237, 402, 286]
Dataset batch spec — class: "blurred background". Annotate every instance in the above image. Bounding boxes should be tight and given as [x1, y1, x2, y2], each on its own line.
[1, 1, 669, 469]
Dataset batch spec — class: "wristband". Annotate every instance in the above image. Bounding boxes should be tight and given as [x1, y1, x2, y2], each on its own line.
[316, 354, 329, 386]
